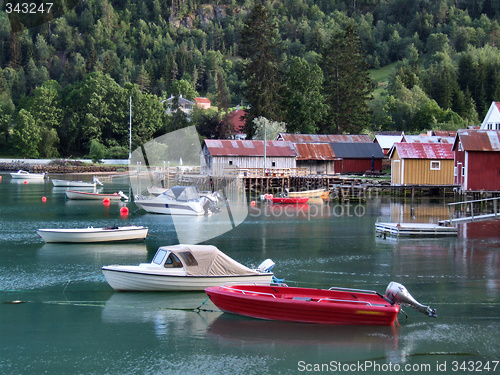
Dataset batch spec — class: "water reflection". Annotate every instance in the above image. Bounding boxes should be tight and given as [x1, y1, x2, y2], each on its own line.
[102, 292, 221, 338]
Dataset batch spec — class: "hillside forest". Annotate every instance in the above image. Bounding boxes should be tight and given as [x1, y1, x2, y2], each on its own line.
[1, 0, 500, 159]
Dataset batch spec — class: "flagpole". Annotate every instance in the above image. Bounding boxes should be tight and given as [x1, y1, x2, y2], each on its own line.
[129, 96, 132, 159]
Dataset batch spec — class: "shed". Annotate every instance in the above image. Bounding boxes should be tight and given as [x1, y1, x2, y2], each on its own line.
[329, 142, 385, 174]
[452, 129, 500, 191]
[389, 143, 454, 185]
[373, 133, 403, 155]
[202, 139, 296, 175]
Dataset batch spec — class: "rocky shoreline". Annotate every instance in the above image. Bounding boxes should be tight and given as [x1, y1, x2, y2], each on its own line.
[0, 161, 122, 174]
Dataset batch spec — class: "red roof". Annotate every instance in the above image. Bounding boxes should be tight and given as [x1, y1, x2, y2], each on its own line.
[204, 140, 295, 157]
[454, 129, 500, 151]
[278, 133, 372, 143]
[194, 97, 211, 104]
[293, 143, 336, 160]
[392, 142, 454, 159]
[226, 110, 246, 134]
[495, 102, 500, 112]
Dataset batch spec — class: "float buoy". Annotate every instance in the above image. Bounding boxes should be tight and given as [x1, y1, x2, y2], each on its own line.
[120, 206, 129, 215]
[42, 196, 47, 203]
[103, 197, 111, 206]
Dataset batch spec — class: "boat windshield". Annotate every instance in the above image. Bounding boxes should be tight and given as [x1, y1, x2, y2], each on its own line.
[164, 186, 200, 201]
[152, 249, 167, 265]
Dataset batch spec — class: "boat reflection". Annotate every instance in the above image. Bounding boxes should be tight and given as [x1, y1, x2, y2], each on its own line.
[38, 242, 147, 257]
[102, 292, 221, 338]
[207, 313, 399, 351]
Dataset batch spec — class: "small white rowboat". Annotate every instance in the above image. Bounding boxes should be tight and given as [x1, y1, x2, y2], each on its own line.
[10, 170, 45, 179]
[65, 190, 128, 200]
[37, 225, 148, 243]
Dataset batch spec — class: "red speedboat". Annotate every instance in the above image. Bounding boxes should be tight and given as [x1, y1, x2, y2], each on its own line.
[205, 282, 437, 326]
[270, 197, 309, 204]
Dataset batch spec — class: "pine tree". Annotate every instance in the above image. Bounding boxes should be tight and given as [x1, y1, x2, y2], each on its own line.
[240, 1, 283, 138]
[321, 25, 373, 134]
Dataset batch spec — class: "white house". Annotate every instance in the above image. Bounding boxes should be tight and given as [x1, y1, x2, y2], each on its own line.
[480, 102, 500, 130]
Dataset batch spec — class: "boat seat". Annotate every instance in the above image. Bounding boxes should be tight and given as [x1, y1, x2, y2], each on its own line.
[292, 297, 312, 301]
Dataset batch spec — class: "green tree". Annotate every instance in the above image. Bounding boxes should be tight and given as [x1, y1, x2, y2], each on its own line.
[240, 2, 283, 137]
[89, 139, 105, 163]
[252, 116, 287, 140]
[321, 25, 374, 134]
[282, 57, 326, 134]
[13, 109, 40, 157]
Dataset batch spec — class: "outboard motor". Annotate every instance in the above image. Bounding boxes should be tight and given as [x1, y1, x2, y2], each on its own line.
[257, 259, 275, 273]
[385, 282, 437, 318]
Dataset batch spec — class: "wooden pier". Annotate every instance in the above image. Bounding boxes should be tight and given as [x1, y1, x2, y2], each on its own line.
[440, 196, 500, 225]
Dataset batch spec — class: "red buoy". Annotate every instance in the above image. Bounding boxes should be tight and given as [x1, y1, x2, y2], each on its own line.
[0, 176, 2, 182]
[120, 206, 129, 216]
[24, 180, 28, 184]
[103, 197, 111, 206]
[42, 196, 47, 203]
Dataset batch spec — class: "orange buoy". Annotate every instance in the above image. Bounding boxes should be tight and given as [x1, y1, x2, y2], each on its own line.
[42, 196, 47, 203]
[120, 206, 129, 215]
[0, 176, 2, 182]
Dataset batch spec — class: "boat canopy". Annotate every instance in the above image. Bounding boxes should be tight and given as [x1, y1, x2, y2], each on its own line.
[158, 244, 260, 276]
[164, 186, 200, 201]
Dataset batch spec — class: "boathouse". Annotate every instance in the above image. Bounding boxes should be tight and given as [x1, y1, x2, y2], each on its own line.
[452, 129, 500, 191]
[201, 139, 296, 176]
[293, 142, 337, 175]
[373, 132, 403, 155]
[330, 142, 385, 174]
[389, 142, 454, 185]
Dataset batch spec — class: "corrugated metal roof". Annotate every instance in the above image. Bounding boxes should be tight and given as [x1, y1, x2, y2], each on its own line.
[293, 143, 337, 160]
[456, 129, 500, 151]
[403, 135, 454, 144]
[329, 142, 385, 159]
[204, 140, 296, 157]
[393, 142, 454, 159]
[278, 133, 372, 143]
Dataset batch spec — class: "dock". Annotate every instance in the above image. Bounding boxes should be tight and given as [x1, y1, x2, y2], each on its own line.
[375, 222, 458, 237]
[439, 197, 500, 225]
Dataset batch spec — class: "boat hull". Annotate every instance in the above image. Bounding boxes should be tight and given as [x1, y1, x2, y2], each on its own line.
[134, 200, 205, 215]
[205, 285, 400, 325]
[101, 268, 274, 291]
[52, 179, 96, 187]
[37, 226, 148, 243]
[271, 197, 309, 204]
[65, 190, 126, 200]
[10, 171, 45, 179]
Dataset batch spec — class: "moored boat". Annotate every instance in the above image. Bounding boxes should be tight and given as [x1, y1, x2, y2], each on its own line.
[270, 197, 309, 204]
[205, 282, 437, 325]
[10, 170, 45, 179]
[65, 190, 128, 200]
[134, 186, 216, 216]
[287, 189, 326, 198]
[52, 176, 103, 188]
[375, 222, 458, 237]
[37, 225, 148, 243]
[102, 244, 276, 291]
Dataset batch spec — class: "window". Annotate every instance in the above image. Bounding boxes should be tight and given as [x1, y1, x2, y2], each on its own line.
[272, 161, 276, 167]
[462, 167, 465, 176]
[458, 142, 463, 151]
[152, 249, 167, 265]
[454, 166, 457, 176]
[430, 161, 441, 170]
[164, 253, 183, 268]
[228, 160, 233, 165]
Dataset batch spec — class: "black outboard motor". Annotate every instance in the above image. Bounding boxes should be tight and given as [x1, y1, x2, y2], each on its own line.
[385, 282, 437, 318]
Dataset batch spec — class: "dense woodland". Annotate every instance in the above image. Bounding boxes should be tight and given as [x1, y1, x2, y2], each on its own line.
[2, 0, 500, 158]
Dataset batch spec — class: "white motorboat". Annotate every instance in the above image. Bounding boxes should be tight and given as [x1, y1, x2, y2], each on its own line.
[37, 225, 148, 243]
[52, 176, 103, 188]
[65, 190, 128, 200]
[102, 244, 276, 291]
[10, 170, 45, 179]
[134, 186, 215, 215]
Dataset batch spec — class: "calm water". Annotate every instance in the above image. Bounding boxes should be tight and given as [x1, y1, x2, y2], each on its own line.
[0, 173, 499, 375]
